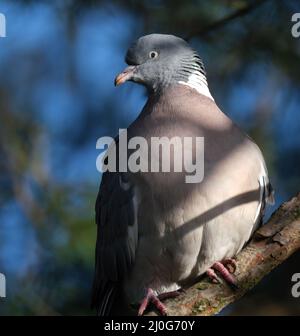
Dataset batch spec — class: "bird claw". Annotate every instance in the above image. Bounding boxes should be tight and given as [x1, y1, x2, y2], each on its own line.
[222, 258, 237, 274]
[206, 259, 238, 289]
[138, 288, 184, 316]
[138, 288, 168, 316]
[206, 268, 220, 284]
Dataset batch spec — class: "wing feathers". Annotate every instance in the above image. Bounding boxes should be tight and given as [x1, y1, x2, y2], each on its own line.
[91, 171, 138, 315]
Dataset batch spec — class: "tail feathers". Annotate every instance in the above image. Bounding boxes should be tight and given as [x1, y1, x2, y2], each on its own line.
[91, 281, 118, 316]
[97, 284, 117, 316]
[265, 181, 275, 205]
[254, 175, 275, 229]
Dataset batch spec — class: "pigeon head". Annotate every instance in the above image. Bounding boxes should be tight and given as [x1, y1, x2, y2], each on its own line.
[115, 34, 208, 94]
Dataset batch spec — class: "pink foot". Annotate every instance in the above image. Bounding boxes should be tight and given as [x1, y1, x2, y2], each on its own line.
[222, 258, 237, 274]
[138, 288, 167, 316]
[138, 288, 183, 316]
[206, 268, 219, 283]
[206, 259, 238, 289]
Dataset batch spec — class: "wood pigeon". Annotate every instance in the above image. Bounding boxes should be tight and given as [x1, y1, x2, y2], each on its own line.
[91, 34, 274, 316]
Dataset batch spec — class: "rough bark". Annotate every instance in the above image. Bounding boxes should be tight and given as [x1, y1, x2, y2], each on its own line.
[146, 193, 300, 316]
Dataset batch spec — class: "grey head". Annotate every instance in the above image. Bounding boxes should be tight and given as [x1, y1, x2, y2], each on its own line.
[115, 34, 207, 93]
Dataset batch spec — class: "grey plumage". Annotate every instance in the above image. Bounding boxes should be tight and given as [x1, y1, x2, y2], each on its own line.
[91, 34, 274, 315]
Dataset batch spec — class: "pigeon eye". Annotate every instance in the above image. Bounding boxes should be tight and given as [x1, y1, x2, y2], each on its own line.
[149, 51, 158, 59]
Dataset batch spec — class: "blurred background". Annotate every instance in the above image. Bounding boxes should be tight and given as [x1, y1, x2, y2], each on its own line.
[0, 0, 299, 315]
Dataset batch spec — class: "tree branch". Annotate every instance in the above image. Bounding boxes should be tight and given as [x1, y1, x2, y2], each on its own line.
[146, 193, 300, 316]
[185, 0, 269, 40]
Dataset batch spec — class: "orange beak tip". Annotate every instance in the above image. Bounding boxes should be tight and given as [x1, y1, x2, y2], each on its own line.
[114, 74, 122, 86]
[114, 66, 136, 87]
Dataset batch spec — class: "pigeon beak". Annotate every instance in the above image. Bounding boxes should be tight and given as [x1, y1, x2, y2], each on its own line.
[114, 66, 137, 86]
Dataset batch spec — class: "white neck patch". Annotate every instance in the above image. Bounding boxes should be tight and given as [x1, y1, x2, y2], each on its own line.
[178, 71, 214, 101]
